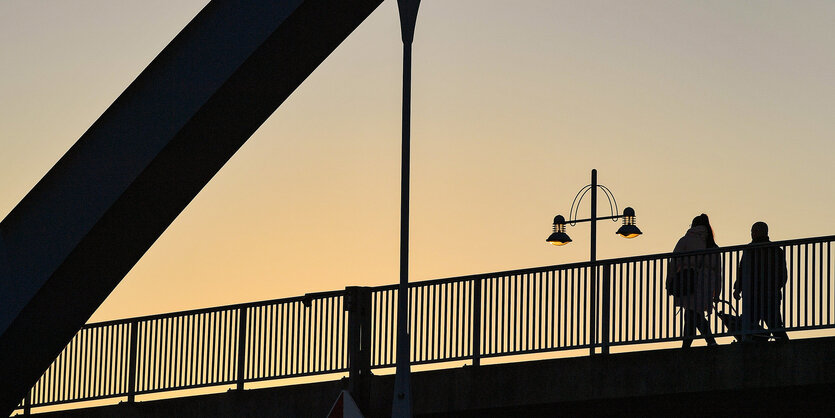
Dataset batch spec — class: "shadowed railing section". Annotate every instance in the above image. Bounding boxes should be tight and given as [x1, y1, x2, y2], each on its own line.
[16, 235, 835, 412]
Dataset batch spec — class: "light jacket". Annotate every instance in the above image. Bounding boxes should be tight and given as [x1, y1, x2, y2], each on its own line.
[668, 226, 723, 312]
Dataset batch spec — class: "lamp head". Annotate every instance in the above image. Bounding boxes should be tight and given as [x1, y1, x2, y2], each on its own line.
[616, 207, 642, 238]
[547, 215, 572, 246]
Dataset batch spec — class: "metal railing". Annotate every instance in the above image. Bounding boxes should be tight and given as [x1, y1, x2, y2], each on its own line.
[16, 235, 835, 413]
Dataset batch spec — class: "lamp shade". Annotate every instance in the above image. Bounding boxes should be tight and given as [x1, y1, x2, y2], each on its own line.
[547, 231, 572, 245]
[616, 207, 642, 238]
[616, 224, 642, 238]
[547, 215, 572, 245]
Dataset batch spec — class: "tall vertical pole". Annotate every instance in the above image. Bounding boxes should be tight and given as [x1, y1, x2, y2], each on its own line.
[589, 169, 597, 355]
[590, 169, 597, 266]
[394, 37, 413, 418]
[394, 1, 420, 417]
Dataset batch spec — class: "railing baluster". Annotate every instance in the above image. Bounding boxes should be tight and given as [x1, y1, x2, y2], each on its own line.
[630, 262, 636, 342]
[820, 243, 825, 326]
[589, 264, 597, 355]
[602, 264, 611, 354]
[500, 276, 506, 353]
[541, 273, 547, 350]
[615, 264, 626, 342]
[416, 286, 429, 361]
[524, 274, 531, 352]
[443, 282, 449, 359]
[829, 242, 832, 326]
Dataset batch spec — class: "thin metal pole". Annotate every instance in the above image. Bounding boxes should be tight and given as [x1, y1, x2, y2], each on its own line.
[393, 0, 420, 413]
[392, 39, 413, 415]
[589, 169, 597, 355]
[590, 169, 597, 265]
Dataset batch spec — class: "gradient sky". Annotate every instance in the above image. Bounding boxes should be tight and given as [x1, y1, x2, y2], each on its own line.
[1, 0, 833, 323]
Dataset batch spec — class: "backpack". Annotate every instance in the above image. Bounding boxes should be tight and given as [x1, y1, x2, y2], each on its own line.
[666, 267, 697, 298]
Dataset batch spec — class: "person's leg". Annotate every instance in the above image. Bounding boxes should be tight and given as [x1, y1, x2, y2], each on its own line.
[743, 297, 766, 342]
[765, 298, 789, 341]
[740, 293, 756, 342]
[695, 313, 717, 346]
[682, 309, 695, 348]
[750, 305, 777, 342]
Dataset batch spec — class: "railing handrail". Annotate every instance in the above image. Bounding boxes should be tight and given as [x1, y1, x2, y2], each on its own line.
[80, 234, 835, 330]
[80, 289, 347, 330]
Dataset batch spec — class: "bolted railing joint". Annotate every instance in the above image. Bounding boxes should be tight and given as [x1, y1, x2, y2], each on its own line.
[236, 307, 248, 391]
[346, 286, 373, 412]
[126, 320, 139, 402]
[23, 391, 31, 416]
[472, 278, 482, 366]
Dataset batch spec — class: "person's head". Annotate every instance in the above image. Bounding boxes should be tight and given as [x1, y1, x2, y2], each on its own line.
[751, 221, 769, 243]
[691, 213, 717, 248]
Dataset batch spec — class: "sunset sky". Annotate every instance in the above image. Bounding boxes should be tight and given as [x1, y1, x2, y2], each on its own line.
[1, 0, 833, 323]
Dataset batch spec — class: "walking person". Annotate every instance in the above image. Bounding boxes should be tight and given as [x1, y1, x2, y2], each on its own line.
[733, 222, 789, 341]
[667, 214, 721, 347]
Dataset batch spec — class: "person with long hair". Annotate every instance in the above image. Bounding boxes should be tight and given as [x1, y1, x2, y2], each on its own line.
[667, 213, 722, 347]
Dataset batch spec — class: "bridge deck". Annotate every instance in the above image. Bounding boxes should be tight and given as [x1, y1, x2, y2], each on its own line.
[36, 336, 835, 417]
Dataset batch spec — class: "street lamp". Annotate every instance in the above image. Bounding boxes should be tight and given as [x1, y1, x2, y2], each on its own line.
[547, 206, 642, 245]
[615, 207, 642, 239]
[393, 1, 420, 417]
[546, 215, 572, 246]
[547, 169, 641, 356]
[546, 169, 642, 263]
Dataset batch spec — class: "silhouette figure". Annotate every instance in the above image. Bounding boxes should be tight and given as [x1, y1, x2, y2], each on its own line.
[668, 214, 721, 348]
[733, 222, 789, 341]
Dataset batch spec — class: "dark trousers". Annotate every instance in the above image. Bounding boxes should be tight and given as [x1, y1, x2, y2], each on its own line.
[682, 309, 716, 347]
[748, 298, 789, 341]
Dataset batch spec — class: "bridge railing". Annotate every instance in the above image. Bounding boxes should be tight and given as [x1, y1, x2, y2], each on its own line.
[20, 291, 349, 411]
[17, 235, 835, 413]
[368, 235, 834, 366]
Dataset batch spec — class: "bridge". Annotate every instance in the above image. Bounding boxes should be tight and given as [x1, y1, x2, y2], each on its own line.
[12, 235, 835, 416]
[2, 0, 832, 416]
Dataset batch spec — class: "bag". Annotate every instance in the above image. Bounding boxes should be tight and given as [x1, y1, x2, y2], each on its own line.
[666, 267, 696, 298]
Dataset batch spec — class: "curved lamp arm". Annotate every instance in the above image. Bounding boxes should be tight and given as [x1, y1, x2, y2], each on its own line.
[568, 184, 620, 226]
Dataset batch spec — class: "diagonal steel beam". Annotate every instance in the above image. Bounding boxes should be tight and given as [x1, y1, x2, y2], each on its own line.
[0, 0, 382, 412]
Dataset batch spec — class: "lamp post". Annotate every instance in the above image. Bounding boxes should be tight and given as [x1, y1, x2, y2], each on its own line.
[393, 1, 420, 417]
[546, 169, 642, 259]
[546, 169, 642, 354]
